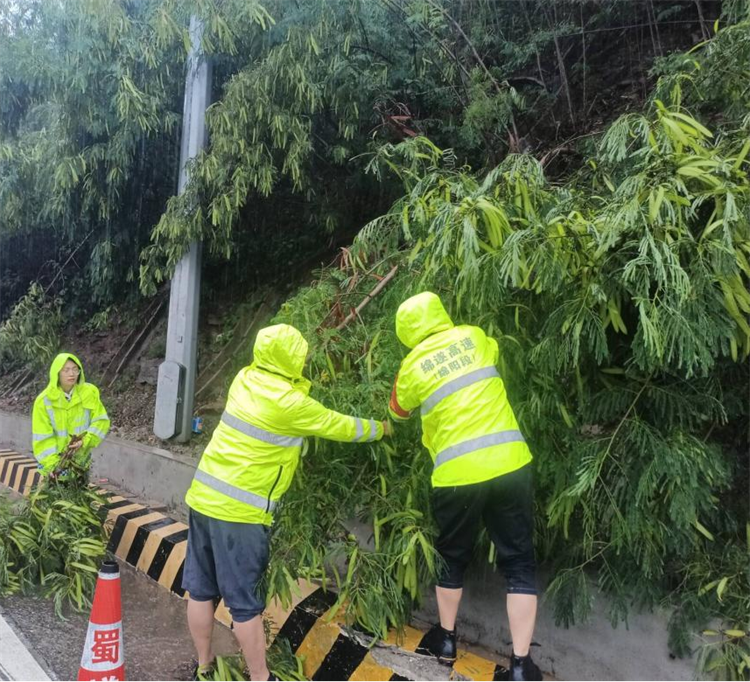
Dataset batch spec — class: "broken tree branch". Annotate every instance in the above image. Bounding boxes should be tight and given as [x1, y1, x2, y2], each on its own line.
[43, 229, 95, 296]
[335, 265, 399, 331]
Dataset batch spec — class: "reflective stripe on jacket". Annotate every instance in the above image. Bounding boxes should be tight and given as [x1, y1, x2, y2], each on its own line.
[31, 352, 110, 474]
[185, 323, 384, 525]
[389, 292, 531, 487]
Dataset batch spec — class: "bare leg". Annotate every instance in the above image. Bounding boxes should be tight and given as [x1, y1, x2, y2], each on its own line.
[507, 594, 537, 656]
[233, 614, 270, 681]
[435, 586, 463, 630]
[187, 598, 215, 667]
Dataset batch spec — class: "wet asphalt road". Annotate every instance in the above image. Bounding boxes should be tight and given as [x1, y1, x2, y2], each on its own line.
[0, 559, 237, 681]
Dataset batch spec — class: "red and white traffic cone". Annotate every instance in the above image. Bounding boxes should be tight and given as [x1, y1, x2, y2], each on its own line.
[77, 560, 125, 681]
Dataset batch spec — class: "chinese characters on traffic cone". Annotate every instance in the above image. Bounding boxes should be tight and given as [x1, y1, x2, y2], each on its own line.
[78, 561, 125, 681]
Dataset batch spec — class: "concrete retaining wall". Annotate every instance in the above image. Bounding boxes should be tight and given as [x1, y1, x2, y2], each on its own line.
[415, 568, 694, 681]
[0, 409, 697, 680]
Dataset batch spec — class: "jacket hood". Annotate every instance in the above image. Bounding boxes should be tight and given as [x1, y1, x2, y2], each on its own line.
[48, 352, 85, 395]
[252, 324, 308, 380]
[396, 292, 454, 348]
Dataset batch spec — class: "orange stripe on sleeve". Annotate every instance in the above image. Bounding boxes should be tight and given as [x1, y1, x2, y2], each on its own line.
[389, 375, 412, 419]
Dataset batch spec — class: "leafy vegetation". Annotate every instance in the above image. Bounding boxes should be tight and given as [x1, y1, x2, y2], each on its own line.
[195, 639, 305, 682]
[1, 0, 719, 319]
[0, 483, 107, 617]
[0, 282, 62, 371]
[264, 17, 750, 680]
[1, 0, 748, 679]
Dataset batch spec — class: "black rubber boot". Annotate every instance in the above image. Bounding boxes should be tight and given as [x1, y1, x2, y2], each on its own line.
[507, 653, 542, 681]
[493, 665, 508, 681]
[415, 624, 457, 665]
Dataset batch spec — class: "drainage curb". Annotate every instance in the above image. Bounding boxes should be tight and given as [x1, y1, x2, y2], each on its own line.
[0, 449, 508, 681]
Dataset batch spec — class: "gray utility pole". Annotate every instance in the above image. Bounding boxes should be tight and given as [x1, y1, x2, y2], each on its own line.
[154, 16, 212, 442]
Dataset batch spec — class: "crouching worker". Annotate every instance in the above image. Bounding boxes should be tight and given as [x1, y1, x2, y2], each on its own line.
[389, 293, 541, 681]
[32, 353, 110, 484]
[183, 324, 390, 681]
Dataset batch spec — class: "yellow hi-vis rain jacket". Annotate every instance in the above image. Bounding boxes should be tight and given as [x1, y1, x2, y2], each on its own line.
[31, 353, 111, 474]
[389, 292, 531, 487]
[185, 324, 385, 526]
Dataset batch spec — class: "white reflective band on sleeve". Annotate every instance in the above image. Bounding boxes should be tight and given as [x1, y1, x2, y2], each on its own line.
[421, 366, 500, 416]
[433, 430, 526, 469]
[35, 446, 58, 461]
[194, 469, 277, 512]
[353, 418, 364, 441]
[33, 433, 54, 442]
[87, 427, 107, 439]
[91, 414, 109, 423]
[353, 418, 377, 442]
[222, 411, 303, 447]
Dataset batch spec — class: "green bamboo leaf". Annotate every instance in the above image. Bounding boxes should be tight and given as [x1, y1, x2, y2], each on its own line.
[716, 576, 728, 601]
[669, 111, 713, 138]
[694, 520, 714, 541]
[67, 560, 98, 573]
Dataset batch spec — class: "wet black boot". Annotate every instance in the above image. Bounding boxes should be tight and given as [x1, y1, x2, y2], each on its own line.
[507, 653, 542, 681]
[415, 624, 457, 665]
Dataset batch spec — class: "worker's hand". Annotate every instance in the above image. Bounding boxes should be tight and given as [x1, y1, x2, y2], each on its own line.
[382, 420, 393, 437]
[68, 439, 83, 452]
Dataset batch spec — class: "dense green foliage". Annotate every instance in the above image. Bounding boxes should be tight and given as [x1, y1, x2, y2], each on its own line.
[267, 16, 750, 681]
[2, 1, 749, 679]
[195, 641, 306, 682]
[0, 0, 270, 330]
[0, 483, 107, 617]
[1, 0, 718, 323]
[0, 282, 62, 370]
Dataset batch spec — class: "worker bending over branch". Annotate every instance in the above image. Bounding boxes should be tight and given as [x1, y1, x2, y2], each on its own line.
[389, 292, 542, 682]
[183, 324, 391, 681]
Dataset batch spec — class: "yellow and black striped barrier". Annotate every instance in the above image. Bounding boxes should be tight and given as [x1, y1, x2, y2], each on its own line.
[0, 449, 509, 681]
[0, 447, 42, 493]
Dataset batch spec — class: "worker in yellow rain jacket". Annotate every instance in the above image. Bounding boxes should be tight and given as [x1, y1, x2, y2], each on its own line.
[31, 353, 110, 481]
[183, 323, 390, 682]
[389, 292, 541, 681]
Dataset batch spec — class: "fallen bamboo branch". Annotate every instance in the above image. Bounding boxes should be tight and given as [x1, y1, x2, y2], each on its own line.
[335, 265, 398, 331]
[43, 229, 95, 296]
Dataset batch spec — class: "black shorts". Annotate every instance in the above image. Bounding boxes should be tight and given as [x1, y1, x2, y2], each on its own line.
[182, 509, 270, 622]
[431, 464, 536, 594]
